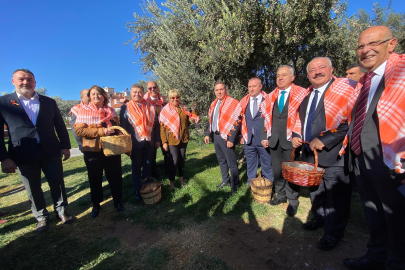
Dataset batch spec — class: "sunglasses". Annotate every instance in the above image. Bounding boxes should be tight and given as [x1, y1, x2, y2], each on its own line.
[170, 97, 180, 100]
[147, 86, 157, 91]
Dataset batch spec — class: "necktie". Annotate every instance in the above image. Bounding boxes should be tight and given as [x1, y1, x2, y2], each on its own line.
[305, 90, 319, 151]
[252, 98, 258, 134]
[279, 91, 286, 114]
[351, 72, 376, 155]
[212, 100, 221, 132]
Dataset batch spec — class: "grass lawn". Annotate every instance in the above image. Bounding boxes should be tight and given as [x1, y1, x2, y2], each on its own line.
[0, 140, 369, 270]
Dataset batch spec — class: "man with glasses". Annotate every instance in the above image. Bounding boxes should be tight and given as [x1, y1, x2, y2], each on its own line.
[343, 26, 405, 270]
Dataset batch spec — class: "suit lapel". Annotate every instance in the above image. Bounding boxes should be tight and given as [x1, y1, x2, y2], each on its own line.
[363, 75, 385, 126]
[10, 92, 34, 125]
[312, 78, 334, 121]
[300, 95, 310, 132]
[36, 94, 46, 126]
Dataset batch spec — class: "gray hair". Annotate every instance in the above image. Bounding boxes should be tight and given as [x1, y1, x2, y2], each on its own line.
[131, 83, 145, 92]
[277, 65, 295, 76]
[249, 77, 262, 84]
[13, 68, 35, 78]
[214, 81, 227, 89]
[346, 63, 366, 73]
[306, 57, 333, 73]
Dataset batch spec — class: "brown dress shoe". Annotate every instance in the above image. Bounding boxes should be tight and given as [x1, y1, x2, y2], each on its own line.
[0, 210, 10, 217]
[58, 213, 74, 224]
[36, 220, 49, 233]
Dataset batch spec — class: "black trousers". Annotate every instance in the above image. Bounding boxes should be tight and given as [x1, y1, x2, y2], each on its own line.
[309, 166, 351, 239]
[151, 145, 169, 178]
[213, 133, 239, 191]
[167, 142, 187, 182]
[17, 145, 68, 221]
[354, 153, 405, 269]
[83, 151, 122, 206]
[269, 141, 300, 206]
[130, 143, 152, 192]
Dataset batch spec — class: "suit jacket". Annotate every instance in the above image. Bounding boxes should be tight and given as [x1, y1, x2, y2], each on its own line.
[244, 96, 265, 145]
[205, 106, 240, 145]
[294, 79, 348, 167]
[120, 104, 160, 150]
[0, 92, 71, 164]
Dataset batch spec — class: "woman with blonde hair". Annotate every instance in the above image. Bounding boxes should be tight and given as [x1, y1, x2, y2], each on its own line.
[159, 89, 199, 189]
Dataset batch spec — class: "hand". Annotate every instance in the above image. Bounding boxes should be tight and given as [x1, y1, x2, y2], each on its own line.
[309, 138, 325, 151]
[103, 128, 114, 135]
[261, 140, 269, 148]
[163, 143, 168, 151]
[226, 141, 234, 148]
[1, 158, 17, 173]
[204, 136, 210, 145]
[61, 149, 70, 161]
[155, 142, 161, 149]
[292, 137, 302, 148]
[240, 136, 244, 145]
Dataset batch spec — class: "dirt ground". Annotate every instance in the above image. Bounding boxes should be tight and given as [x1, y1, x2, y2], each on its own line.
[104, 220, 365, 270]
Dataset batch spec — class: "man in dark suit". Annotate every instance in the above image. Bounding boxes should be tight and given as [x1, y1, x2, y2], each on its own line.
[0, 69, 72, 233]
[120, 84, 160, 201]
[204, 82, 240, 194]
[292, 57, 356, 250]
[261, 66, 306, 216]
[343, 26, 405, 270]
[69, 89, 89, 150]
[239, 77, 273, 187]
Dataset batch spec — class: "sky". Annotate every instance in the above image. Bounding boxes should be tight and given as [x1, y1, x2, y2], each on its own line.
[0, 0, 404, 100]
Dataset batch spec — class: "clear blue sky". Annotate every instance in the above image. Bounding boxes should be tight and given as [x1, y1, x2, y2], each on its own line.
[0, 0, 403, 100]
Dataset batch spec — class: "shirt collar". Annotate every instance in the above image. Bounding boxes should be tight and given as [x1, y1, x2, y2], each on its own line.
[313, 78, 333, 94]
[250, 93, 263, 101]
[16, 91, 39, 101]
[279, 85, 291, 95]
[373, 60, 387, 77]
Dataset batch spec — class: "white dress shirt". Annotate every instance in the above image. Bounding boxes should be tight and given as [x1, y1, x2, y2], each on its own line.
[303, 78, 332, 139]
[250, 93, 263, 118]
[366, 60, 387, 111]
[16, 91, 40, 143]
[277, 85, 291, 107]
[212, 100, 220, 131]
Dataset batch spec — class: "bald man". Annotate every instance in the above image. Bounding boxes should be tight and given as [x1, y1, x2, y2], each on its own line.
[69, 89, 89, 150]
[344, 26, 405, 270]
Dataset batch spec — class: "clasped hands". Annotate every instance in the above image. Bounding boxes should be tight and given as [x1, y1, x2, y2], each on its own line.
[292, 137, 325, 151]
[204, 136, 233, 148]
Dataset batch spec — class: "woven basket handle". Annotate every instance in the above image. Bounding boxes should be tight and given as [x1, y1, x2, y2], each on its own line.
[108, 126, 130, 136]
[291, 141, 318, 172]
[143, 177, 157, 185]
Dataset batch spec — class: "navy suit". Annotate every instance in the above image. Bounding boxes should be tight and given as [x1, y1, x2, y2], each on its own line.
[243, 97, 273, 185]
[120, 103, 160, 192]
[0, 92, 71, 221]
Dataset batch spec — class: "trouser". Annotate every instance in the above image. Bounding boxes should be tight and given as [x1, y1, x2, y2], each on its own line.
[130, 143, 152, 192]
[309, 166, 351, 239]
[269, 141, 300, 206]
[354, 153, 405, 270]
[151, 145, 169, 178]
[213, 132, 239, 192]
[244, 136, 274, 185]
[167, 142, 187, 182]
[17, 145, 68, 221]
[83, 151, 122, 206]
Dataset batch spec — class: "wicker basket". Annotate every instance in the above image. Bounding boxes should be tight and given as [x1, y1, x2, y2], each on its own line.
[100, 126, 132, 156]
[140, 177, 162, 205]
[282, 141, 325, 187]
[251, 172, 273, 204]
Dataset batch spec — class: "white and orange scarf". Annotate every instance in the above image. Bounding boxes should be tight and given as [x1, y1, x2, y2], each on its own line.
[261, 84, 308, 141]
[75, 102, 118, 128]
[345, 53, 405, 172]
[238, 91, 267, 142]
[159, 103, 200, 140]
[293, 77, 356, 138]
[126, 99, 155, 141]
[208, 95, 241, 141]
[144, 92, 166, 108]
[69, 101, 85, 116]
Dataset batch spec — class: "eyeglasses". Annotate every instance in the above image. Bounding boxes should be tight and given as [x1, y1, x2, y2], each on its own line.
[170, 97, 180, 100]
[356, 38, 392, 51]
[147, 86, 157, 91]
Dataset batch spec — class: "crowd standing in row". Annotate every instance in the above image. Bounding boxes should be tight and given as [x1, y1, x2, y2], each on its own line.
[1, 26, 404, 270]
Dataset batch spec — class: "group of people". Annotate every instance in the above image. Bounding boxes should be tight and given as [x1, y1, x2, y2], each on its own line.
[0, 25, 404, 270]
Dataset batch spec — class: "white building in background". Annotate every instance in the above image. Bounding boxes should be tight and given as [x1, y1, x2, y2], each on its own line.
[103, 87, 130, 111]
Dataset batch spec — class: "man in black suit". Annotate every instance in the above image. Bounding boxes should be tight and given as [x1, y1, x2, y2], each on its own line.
[343, 26, 405, 270]
[292, 57, 355, 250]
[0, 69, 72, 233]
[120, 84, 160, 201]
[204, 82, 240, 194]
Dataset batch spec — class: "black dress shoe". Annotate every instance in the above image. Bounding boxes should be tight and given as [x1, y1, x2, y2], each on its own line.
[302, 219, 324, 231]
[36, 219, 49, 233]
[57, 213, 74, 224]
[134, 191, 142, 202]
[286, 204, 298, 216]
[115, 203, 125, 213]
[317, 234, 340, 250]
[343, 256, 385, 270]
[269, 197, 287, 206]
[91, 204, 100, 218]
[217, 181, 229, 189]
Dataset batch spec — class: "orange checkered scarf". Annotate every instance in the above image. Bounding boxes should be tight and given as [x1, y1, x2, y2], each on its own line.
[261, 84, 308, 141]
[346, 53, 405, 172]
[69, 101, 84, 116]
[293, 77, 356, 138]
[75, 102, 118, 128]
[208, 95, 241, 140]
[126, 99, 156, 141]
[159, 103, 200, 140]
[238, 91, 267, 142]
[144, 92, 166, 108]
